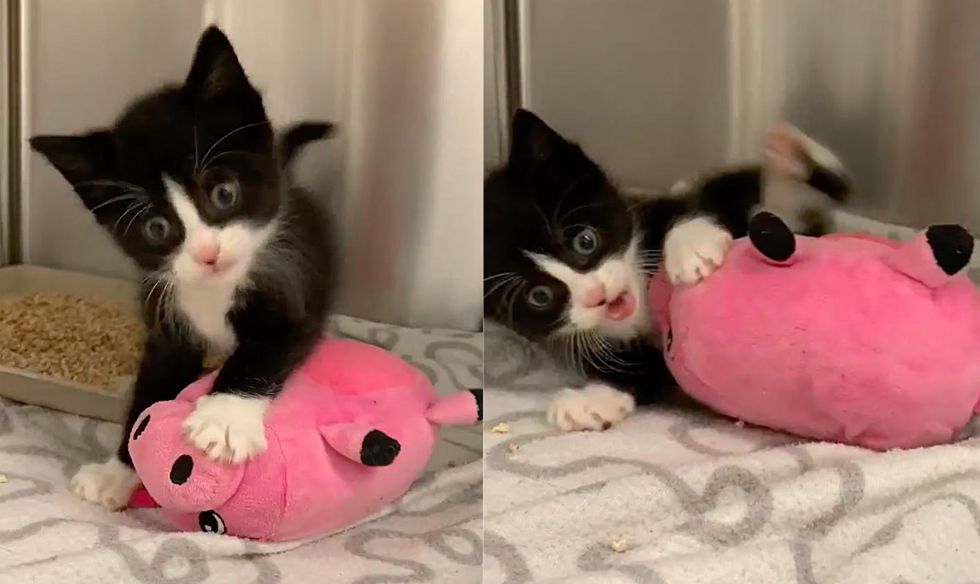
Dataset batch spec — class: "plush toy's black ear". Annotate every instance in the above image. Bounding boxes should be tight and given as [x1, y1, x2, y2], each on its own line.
[184, 26, 254, 103]
[926, 224, 974, 275]
[509, 109, 568, 174]
[30, 131, 115, 207]
[749, 212, 796, 262]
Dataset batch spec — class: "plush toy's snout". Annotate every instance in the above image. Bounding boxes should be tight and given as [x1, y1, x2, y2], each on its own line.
[128, 401, 245, 513]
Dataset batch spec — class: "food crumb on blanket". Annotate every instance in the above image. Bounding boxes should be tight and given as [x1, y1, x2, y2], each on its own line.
[491, 422, 510, 434]
[610, 537, 629, 553]
[508, 442, 520, 453]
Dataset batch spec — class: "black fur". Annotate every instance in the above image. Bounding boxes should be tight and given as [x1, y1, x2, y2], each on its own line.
[485, 109, 850, 404]
[30, 27, 336, 466]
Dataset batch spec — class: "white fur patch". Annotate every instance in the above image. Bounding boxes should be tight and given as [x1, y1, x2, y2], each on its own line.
[547, 384, 636, 431]
[70, 457, 141, 510]
[526, 236, 648, 339]
[664, 216, 732, 284]
[163, 175, 276, 351]
[183, 393, 270, 462]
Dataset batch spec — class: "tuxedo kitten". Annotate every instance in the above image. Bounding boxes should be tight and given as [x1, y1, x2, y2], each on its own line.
[31, 27, 336, 509]
[484, 109, 850, 432]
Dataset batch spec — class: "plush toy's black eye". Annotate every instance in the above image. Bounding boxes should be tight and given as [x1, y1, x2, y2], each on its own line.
[132, 414, 150, 441]
[169, 454, 193, 485]
[199, 510, 227, 535]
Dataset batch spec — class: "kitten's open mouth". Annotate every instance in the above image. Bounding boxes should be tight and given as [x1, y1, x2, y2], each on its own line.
[605, 292, 636, 321]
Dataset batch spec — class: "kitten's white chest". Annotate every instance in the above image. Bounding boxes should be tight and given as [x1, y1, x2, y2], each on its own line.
[175, 280, 238, 352]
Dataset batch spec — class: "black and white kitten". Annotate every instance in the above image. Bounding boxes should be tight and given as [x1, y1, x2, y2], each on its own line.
[484, 109, 850, 431]
[30, 27, 336, 509]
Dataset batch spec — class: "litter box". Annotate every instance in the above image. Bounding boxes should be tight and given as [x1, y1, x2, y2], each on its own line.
[0, 265, 138, 422]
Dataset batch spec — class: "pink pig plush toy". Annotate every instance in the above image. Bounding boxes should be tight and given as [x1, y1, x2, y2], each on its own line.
[126, 338, 481, 541]
[649, 212, 980, 451]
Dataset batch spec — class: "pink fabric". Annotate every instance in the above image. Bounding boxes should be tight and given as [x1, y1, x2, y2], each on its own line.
[649, 231, 980, 450]
[128, 339, 480, 541]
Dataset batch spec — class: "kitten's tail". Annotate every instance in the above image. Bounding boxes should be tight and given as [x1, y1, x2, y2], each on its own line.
[278, 121, 335, 169]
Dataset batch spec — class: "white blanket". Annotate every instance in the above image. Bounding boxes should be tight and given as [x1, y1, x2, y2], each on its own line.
[0, 316, 483, 583]
[483, 322, 980, 584]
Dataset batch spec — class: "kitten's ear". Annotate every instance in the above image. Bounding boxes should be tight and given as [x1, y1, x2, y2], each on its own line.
[509, 109, 567, 173]
[184, 26, 253, 102]
[30, 131, 115, 204]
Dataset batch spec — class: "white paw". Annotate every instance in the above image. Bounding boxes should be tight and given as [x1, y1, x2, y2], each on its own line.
[547, 384, 636, 432]
[183, 394, 269, 463]
[664, 217, 733, 284]
[70, 458, 140, 510]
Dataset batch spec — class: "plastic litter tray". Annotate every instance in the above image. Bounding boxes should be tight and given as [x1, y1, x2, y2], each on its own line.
[0, 265, 138, 422]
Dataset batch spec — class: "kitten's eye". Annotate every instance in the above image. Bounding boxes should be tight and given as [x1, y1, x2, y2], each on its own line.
[527, 285, 555, 310]
[209, 181, 240, 211]
[572, 227, 600, 256]
[143, 216, 171, 244]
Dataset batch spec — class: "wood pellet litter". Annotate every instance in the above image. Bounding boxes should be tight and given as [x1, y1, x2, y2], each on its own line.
[0, 293, 144, 390]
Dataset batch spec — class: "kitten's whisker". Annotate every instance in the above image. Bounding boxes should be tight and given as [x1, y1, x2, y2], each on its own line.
[145, 276, 166, 309]
[551, 172, 594, 227]
[201, 149, 252, 172]
[113, 200, 148, 235]
[557, 201, 605, 229]
[483, 272, 518, 282]
[506, 282, 526, 328]
[200, 120, 270, 169]
[485, 275, 522, 299]
[87, 193, 146, 213]
[124, 202, 152, 236]
[531, 203, 555, 237]
[193, 125, 200, 171]
[73, 179, 147, 193]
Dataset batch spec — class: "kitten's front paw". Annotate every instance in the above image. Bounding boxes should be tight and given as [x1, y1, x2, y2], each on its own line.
[547, 384, 636, 431]
[183, 394, 269, 463]
[70, 458, 141, 510]
[664, 216, 733, 284]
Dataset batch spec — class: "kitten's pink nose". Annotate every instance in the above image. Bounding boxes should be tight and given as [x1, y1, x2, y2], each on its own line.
[192, 241, 220, 266]
[583, 284, 607, 308]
